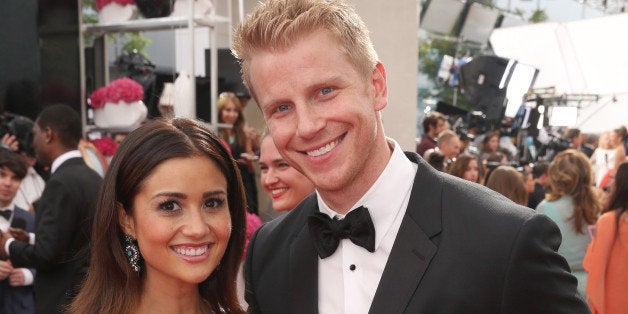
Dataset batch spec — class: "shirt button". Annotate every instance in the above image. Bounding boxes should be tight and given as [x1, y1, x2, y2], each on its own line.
[349, 264, 356, 271]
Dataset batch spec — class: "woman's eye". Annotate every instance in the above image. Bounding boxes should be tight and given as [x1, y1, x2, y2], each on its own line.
[321, 87, 333, 95]
[204, 198, 225, 209]
[278, 162, 290, 168]
[158, 200, 181, 212]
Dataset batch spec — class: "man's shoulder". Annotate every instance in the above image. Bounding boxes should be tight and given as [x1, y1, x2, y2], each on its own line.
[407, 154, 537, 231]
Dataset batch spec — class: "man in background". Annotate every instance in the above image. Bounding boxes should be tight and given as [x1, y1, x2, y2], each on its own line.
[528, 161, 550, 209]
[0, 105, 102, 313]
[0, 149, 36, 314]
[417, 111, 447, 157]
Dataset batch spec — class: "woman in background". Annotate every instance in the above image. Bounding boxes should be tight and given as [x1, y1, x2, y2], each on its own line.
[217, 92, 259, 215]
[448, 153, 480, 183]
[259, 135, 315, 212]
[584, 161, 628, 314]
[485, 165, 528, 206]
[537, 149, 601, 296]
[68, 119, 246, 313]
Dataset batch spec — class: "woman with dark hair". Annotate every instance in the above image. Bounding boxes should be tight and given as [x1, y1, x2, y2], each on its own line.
[447, 153, 480, 183]
[584, 161, 628, 314]
[68, 119, 246, 313]
[537, 149, 601, 296]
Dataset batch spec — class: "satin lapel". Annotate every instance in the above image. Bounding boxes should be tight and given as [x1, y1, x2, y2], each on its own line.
[369, 152, 443, 314]
[289, 205, 319, 314]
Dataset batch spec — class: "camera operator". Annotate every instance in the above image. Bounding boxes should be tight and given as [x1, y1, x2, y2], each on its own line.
[0, 114, 45, 212]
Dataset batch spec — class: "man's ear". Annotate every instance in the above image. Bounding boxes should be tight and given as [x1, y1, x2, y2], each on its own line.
[43, 127, 54, 144]
[372, 61, 388, 112]
[118, 203, 136, 237]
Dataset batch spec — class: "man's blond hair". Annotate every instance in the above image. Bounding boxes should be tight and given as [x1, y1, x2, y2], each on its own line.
[232, 0, 378, 96]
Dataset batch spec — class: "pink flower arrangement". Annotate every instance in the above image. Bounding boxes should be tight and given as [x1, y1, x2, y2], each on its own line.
[91, 137, 119, 157]
[95, 0, 136, 11]
[89, 86, 108, 109]
[89, 78, 144, 108]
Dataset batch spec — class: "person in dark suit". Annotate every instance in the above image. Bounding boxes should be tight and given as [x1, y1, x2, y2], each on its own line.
[0, 149, 36, 314]
[0, 105, 102, 313]
[232, 0, 590, 313]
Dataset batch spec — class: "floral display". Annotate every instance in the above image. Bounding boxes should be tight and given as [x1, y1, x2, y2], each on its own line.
[95, 0, 135, 11]
[91, 137, 118, 157]
[89, 78, 144, 108]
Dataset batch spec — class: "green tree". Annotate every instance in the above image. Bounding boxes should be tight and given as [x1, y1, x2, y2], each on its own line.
[529, 9, 549, 23]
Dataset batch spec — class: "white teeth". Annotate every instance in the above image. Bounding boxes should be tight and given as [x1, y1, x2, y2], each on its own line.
[272, 188, 288, 195]
[306, 139, 339, 157]
[174, 246, 207, 256]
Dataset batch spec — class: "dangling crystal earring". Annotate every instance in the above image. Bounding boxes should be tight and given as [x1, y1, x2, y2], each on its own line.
[124, 234, 141, 272]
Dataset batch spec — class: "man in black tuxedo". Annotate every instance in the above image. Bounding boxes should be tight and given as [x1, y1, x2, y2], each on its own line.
[233, 0, 590, 313]
[0, 105, 102, 313]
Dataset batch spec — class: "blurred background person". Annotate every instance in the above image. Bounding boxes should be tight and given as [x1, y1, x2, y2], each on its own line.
[591, 131, 615, 188]
[478, 130, 500, 163]
[416, 111, 446, 157]
[423, 149, 446, 172]
[523, 168, 535, 202]
[584, 161, 628, 314]
[482, 151, 508, 185]
[527, 161, 550, 209]
[537, 149, 601, 296]
[0, 149, 36, 314]
[0, 105, 102, 313]
[447, 153, 480, 183]
[259, 135, 314, 213]
[217, 92, 258, 215]
[5, 116, 44, 212]
[580, 133, 597, 158]
[486, 165, 528, 206]
[437, 130, 461, 169]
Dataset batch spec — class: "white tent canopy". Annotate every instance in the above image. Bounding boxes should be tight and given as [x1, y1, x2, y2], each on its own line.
[489, 14, 628, 133]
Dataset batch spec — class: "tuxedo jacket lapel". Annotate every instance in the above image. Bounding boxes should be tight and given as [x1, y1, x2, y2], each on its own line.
[369, 153, 443, 314]
[289, 197, 319, 314]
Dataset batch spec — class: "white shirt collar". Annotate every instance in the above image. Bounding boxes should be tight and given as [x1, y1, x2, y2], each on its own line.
[316, 138, 416, 249]
[51, 150, 82, 174]
[0, 202, 15, 212]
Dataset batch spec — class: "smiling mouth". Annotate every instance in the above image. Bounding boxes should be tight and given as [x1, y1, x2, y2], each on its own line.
[304, 136, 343, 157]
[172, 245, 209, 257]
[271, 188, 288, 196]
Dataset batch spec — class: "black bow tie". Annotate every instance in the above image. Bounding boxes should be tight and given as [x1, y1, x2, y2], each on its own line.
[0, 209, 11, 220]
[308, 206, 376, 259]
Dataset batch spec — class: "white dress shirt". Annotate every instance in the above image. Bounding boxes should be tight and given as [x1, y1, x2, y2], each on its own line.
[317, 139, 417, 314]
[13, 166, 45, 211]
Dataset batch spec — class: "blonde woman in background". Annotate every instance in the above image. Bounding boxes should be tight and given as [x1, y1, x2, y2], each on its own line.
[537, 149, 601, 296]
[217, 92, 259, 215]
[259, 135, 315, 212]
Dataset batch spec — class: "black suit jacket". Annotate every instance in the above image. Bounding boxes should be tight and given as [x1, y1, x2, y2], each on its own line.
[245, 152, 590, 313]
[1, 206, 36, 314]
[9, 157, 102, 314]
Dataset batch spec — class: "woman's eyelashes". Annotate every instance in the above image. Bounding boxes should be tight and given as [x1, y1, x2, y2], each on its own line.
[204, 197, 226, 209]
[156, 197, 226, 213]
